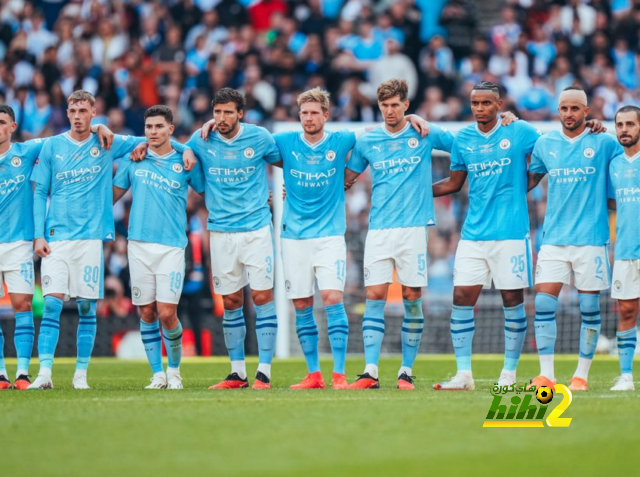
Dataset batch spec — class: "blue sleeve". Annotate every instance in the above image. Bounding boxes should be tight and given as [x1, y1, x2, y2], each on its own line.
[518, 121, 542, 154]
[33, 183, 48, 240]
[449, 138, 466, 171]
[610, 138, 624, 162]
[261, 130, 281, 164]
[430, 124, 455, 153]
[24, 138, 47, 165]
[607, 163, 615, 200]
[339, 130, 357, 150]
[113, 157, 132, 190]
[171, 139, 190, 154]
[529, 140, 548, 173]
[346, 139, 369, 174]
[110, 134, 145, 158]
[30, 140, 52, 187]
[188, 159, 206, 194]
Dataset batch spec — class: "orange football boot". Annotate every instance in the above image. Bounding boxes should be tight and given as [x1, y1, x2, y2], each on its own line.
[252, 371, 271, 390]
[331, 372, 348, 390]
[290, 371, 325, 389]
[209, 373, 249, 389]
[568, 376, 588, 391]
[13, 374, 31, 390]
[530, 375, 556, 391]
[0, 375, 10, 390]
[348, 373, 380, 389]
[397, 372, 415, 390]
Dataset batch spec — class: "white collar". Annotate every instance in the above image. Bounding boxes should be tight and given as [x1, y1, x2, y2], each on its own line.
[148, 148, 176, 159]
[475, 120, 501, 138]
[300, 131, 329, 149]
[216, 124, 243, 144]
[64, 131, 94, 146]
[0, 143, 13, 160]
[560, 128, 589, 144]
[623, 150, 640, 163]
[382, 121, 410, 138]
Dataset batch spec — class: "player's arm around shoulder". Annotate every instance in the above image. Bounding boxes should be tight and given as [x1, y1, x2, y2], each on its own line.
[258, 126, 283, 167]
[527, 137, 548, 192]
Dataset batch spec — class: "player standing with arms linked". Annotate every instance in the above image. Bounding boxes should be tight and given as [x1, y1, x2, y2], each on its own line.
[528, 86, 622, 391]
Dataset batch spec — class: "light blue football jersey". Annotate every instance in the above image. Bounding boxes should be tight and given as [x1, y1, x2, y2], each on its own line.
[187, 124, 280, 233]
[273, 130, 356, 239]
[609, 152, 640, 260]
[31, 132, 144, 242]
[0, 139, 46, 243]
[450, 121, 541, 240]
[114, 149, 205, 249]
[347, 122, 454, 229]
[530, 130, 623, 246]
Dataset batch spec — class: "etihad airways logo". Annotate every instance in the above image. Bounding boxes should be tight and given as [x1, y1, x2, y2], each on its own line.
[56, 166, 101, 181]
[208, 166, 256, 182]
[372, 156, 421, 171]
[0, 174, 25, 190]
[468, 158, 511, 173]
[135, 169, 181, 189]
[290, 168, 336, 181]
[549, 166, 596, 183]
[616, 187, 640, 203]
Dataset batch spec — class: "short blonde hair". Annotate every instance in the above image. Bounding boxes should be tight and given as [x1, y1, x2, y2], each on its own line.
[67, 90, 96, 106]
[377, 79, 408, 102]
[297, 87, 331, 113]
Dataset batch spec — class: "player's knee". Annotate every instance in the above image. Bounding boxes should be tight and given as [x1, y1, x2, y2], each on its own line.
[293, 297, 314, 310]
[12, 296, 32, 313]
[223, 293, 243, 310]
[77, 299, 96, 316]
[251, 289, 273, 306]
[453, 288, 472, 307]
[402, 287, 422, 301]
[159, 312, 179, 330]
[366, 285, 387, 301]
[321, 291, 342, 306]
[501, 290, 523, 308]
[619, 304, 638, 324]
[139, 306, 157, 323]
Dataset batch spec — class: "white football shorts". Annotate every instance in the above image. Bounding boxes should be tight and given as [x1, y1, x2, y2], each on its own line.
[453, 237, 533, 289]
[535, 244, 611, 291]
[364, 227, 428, 287]
[281, 235, 347, 299]
[210, 224, 275, 295]
[41, 239, 103, 300]
[128, 240, 186, 306]
[611, 259, 640, 300]
[0, 241, 35, 298]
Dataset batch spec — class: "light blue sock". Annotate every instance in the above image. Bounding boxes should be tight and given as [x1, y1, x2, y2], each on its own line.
[0, 326, 5, 374]
[578, 293, 601, 360]
[223, 308, 246, 361]
[14, 311, 35, 373]
[162, 321, 183, 369]
[617, 327, 637, 375]
[503, 303, 527, 371]
[295, 307, 320, 373]
[326, 303, 348, 374]
[140, 320, 163, 374]
[534, 293, 558, 355]
[401, 298, 424, 368]
[76, 299, 97, 371]
[363, 299, 386, 366]
[38, 296, 63, 370]
[451, 305, 474, 372]
[254, 301, 278, 365]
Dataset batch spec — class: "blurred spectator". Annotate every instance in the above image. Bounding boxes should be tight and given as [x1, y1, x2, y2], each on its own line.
[99, 276, 134, 320]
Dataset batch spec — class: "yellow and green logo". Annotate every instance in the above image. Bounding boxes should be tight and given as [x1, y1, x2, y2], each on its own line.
[482, 383, 573, 428]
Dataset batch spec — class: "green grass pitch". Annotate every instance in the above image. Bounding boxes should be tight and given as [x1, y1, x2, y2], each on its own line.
[2, 355, 638, 477]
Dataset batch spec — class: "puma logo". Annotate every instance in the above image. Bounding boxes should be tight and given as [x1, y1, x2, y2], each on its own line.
[55, 154, 64, 160]
[207, 149, 216, 157]
[372, 146, 382, 152]
[549, 151, 557, 158]
[292, 151, 301, 161]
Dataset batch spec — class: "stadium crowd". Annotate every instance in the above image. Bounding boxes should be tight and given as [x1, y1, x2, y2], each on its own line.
[1, 0, 637, 309]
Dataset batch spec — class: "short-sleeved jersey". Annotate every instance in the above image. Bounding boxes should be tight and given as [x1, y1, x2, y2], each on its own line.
[347, 122, 454, 230]
[609, 152, 640, 260]
[450, 121, 541, 241]
[114, 149, 205, 249]
[0, 140, 46, 243]
[31, 132, 143, 242]
[273, 130, 356, 239]
[187, 124, 280, 233]
[530, 129, 623, 246]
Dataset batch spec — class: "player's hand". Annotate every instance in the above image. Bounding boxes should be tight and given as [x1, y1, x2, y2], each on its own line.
[586, 119, 606, 134]
[96, 125, 115, 150]
[182, 149, 196, 171]
[200, 119, 217, 140]
[500, 111, 518, 126]
[34, 238, 51, 258]
[408, 114, 430, 138]
[281, 185, 286, 201]
[344, 178, 357, 191]
[268, 190, 274, 206]
[131, 143, 149, 161]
